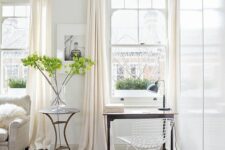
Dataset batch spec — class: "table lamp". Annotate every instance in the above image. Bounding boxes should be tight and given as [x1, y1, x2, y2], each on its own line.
[147, 80, 171, 111]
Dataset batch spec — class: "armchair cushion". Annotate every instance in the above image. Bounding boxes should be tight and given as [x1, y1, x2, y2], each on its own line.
[0, 104, 27, 129]
[0, 128, 8, 142]
[0, 95, 31, 115]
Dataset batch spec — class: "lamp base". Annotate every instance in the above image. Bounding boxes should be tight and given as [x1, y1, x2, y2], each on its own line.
[158, 108, 171, 111]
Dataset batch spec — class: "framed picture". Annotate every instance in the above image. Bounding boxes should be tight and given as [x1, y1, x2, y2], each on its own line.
[64, 35, 84, 61]
[57, 24, 86, 62]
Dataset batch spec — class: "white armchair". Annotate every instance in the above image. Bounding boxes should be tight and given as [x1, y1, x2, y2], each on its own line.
[0, 95, 31, 150]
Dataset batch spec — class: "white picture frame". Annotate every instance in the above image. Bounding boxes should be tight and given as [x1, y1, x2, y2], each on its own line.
[57, 24, 86, 62]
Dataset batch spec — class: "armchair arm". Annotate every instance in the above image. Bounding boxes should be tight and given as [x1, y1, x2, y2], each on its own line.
[9, 117, 29, 129]
[8, 117, 30, 150]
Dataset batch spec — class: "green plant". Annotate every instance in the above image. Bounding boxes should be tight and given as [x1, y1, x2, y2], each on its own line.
[8, 79, 26, 88]
[22, 54, 94, 105]
[116, 78, 153, 90]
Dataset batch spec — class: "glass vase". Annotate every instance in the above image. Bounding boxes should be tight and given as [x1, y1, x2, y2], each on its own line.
[50, 86, 66, 113]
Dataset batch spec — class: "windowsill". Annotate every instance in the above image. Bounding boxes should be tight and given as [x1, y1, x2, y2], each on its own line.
[122, 104, 160, 108]
[112, 90, 158, 98]
[110, 90, 163, 108]
[109, 101, 161, 108]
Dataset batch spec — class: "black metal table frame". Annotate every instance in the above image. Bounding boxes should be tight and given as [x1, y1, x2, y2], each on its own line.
[43, 113, 75, 150]
[105, 113, 175, 150]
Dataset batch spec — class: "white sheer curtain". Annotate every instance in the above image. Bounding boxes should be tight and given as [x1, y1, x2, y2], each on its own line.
[78, 0, 109, 150]
[170, 1, 181, 150]
[167, 0, 179, 111]
[27, 0, 53, 149]
[167, 0, 180, 148]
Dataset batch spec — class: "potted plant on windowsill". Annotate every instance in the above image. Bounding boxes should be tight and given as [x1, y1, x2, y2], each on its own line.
[8, 78, 26, 95]
[115, 78, 154, 97]
[22, 54, 94, 109]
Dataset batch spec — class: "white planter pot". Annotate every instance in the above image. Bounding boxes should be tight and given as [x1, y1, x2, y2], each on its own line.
[113, 90, 156, 98]
[8, 88, 26, 95]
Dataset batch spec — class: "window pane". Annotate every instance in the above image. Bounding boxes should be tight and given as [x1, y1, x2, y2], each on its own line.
[180, 11, 203, 45]
[204, 0, 223, 9]
[2, 18, 30, 49]
[125, 0, 138, 8]
[111, 10, 138, 44]
[139, 10, 167, 44]
[180, 0, 202, 10]
[139, 0, 152, 8]
[152, 0, 166, 9]
[2, 6, 14, 17]
[15, 6, 26, 16]
[111, 46, 166, 95]
[0, 51, 28, 94]
[111, 0, 124, 8]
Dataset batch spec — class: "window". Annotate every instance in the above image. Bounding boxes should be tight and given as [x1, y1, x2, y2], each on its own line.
[109, 0, 168, 99]
[0, 4, 30, 94]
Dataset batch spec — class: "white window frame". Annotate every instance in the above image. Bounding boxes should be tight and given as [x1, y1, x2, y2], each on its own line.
[106, 0, 168, 106]
[0, 1, 30, 94]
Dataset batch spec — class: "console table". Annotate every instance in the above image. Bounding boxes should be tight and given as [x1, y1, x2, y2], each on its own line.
[40, 107, 80, 150]
[104, 109, 176, 150]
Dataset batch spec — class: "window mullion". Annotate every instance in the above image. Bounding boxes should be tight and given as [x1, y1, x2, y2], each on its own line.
[0, 48, 27, 51]
[111, 44, 167, 47]
[111, 8, 166, 12]
[137, 1, 140, 44]
[2, 16, 28, 19]
[0, 3, 2, 94]
[13, 4, 15, 16]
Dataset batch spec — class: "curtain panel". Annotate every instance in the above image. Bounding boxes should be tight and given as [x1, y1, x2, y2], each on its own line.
[28, 0, 53, 149]
[167, 0, 179, 111]
[78, 0, 109, 149]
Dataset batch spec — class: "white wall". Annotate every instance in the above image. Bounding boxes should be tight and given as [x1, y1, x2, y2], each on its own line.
[52, 0, 87, 146]
[52, 0, 87, 24]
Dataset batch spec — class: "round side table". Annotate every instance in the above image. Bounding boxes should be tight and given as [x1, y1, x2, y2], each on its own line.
[40, 107, 80, 150]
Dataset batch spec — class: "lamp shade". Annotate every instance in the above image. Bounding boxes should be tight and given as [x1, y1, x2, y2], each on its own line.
[147, 82, 159, 93]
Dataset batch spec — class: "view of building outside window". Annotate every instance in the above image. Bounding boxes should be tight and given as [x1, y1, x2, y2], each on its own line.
[110, 0, 167, 97]
[0, 5, 30, 94]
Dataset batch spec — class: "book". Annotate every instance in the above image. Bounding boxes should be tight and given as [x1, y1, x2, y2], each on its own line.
[104, 104, 124, 113]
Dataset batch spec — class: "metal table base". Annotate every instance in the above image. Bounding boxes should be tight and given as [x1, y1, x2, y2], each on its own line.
[44, 113, 75, 150]
[40, 107, 80, 150]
